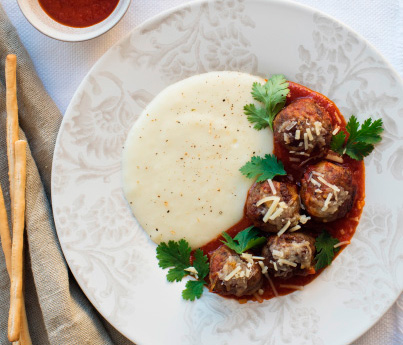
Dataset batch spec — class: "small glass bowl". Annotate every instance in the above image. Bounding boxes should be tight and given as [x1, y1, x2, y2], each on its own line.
[17, 0, 131, 42]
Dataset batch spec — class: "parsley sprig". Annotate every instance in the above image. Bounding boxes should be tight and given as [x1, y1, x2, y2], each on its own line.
[331, 116, 383, 160]
[314, 230, 340, 271]
[244, 74, 290, 130]
[156, 239, 209, 301]
[221, 226, 266, 254]
[240, 154, 286, 182]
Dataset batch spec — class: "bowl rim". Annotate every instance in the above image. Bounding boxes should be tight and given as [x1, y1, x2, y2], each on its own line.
[16, 0, 132, 42]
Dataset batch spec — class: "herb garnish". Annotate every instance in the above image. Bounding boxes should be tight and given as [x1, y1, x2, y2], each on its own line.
[331, 116, 383, 161]
[244, 74, 290, 130]
[314, 230, 340, 271]
[239, 154, 286, 182]
[156, 239, 209, 301]
[221, 226, 266, 254]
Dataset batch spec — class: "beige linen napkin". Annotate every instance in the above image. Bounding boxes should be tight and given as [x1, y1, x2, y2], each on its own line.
[0, 4, 134, 345]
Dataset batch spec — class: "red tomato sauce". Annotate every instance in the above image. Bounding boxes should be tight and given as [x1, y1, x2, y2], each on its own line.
[198, 81, 365, 302]
[38, 0, 119, 28]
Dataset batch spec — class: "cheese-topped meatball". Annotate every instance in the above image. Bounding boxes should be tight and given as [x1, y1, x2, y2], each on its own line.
[273, 98, 333, 157]
[262, 233, 316, 278]
[246, 180, 301, 233]
[300, 161, 356, 222]
[209, 245, 263, 297]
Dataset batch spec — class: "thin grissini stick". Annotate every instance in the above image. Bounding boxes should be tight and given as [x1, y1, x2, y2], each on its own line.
[4, 55, 32, 345]
[0, 183, 12, 275]
[19, 296, 32, 345]
[1, 188, 31, 345]
[6, 54, 19, 221]
[8, 140, 27, 342]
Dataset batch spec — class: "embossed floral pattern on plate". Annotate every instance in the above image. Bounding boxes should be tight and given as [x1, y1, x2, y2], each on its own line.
[52, 0, 403, 344]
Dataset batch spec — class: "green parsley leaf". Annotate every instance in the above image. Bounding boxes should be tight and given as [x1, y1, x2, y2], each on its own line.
[239, 154, 286, 182]
[314, 230, 340, 271]
[244, 75, 290, 130]
[156, 239, 191, 282]
[329, 131, 346, 153]
[192, 249, 209, 280]
[244, 104, 271, 130]
[221, 226, 266, 254]
[156, 239, 209, 300]
[182, 280, 205, 301]
[331, 116, 383, 160]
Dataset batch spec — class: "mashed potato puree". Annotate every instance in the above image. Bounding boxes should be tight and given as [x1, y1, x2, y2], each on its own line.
[122, 71, 273, 249]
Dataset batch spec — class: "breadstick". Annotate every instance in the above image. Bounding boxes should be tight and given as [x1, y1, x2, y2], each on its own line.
[6, 54, 19, 221]
[0, 183, 12, 275]
[19, 298, 32, 345]
[1, 185, 31, 345]
[8, 140, 27, 342]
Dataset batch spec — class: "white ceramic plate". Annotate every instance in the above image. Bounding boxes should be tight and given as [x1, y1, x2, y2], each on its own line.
[52, 0, 403, 344]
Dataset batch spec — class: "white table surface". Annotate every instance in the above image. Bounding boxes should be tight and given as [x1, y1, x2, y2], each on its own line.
[2, 0, 402, 344]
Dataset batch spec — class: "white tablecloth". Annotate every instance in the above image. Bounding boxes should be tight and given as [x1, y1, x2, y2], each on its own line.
[2, 0, 402, 344]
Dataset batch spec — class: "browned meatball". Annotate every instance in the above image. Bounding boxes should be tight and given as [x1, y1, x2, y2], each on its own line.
[300, 161, 356, 222]
[273, 98, 333, 157]
[262, 233, 316, 278]
[246, 180, 300, 233]
[209, 246, 263, 297]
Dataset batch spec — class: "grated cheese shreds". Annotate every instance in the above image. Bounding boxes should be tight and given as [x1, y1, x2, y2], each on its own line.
[332, 126, 340, 135]
[310, 177, 321, 187]
[273, 262, 278, 271]
[299, 214, 311, 224]
[326, 153, 344, 163]
[321, 192, 333, 211]
[289, 224, 301, 232]
[258, 260, 268, 274]
[268, 207, 284, 220]
[224, 266, 242, 281]
[277, 220, 291, 236]
[289, 157, 300, 162]
[317, 176, 340, 192]
[256, 195, 280, 207]
[267, 179, 277, 195]
[334, 240, 350, 248]
[286, 121, 297, 131]
[278, 258, 297, 267]
[241, 253, 253, 263]
[314, 121, 322, 135]
[312, 171, 324, 177]
[295, 129, 301, 140]
[264, 273, 279, 297]
[284, 133, 290, 144]
[184, 267, 198, 276]
[252, 256, 265, 260]
[315, 189, 323, 193]
[263, 198, 280, 222]
[279, 201, 288, 209]
[306, 128, 314, 141]
[279, 284, 304, 290]
[304, 132, 309, 150]
[272, 249, 284, 257]
[296, 152, 310, 156]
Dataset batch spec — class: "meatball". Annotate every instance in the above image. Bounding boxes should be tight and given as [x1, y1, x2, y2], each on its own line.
[300, 161, 356, 222]
[262, 233, 316, 278]
[209, 245, 263, 297]
[273, 98, 333, 157]
[246, 180, 300, 233]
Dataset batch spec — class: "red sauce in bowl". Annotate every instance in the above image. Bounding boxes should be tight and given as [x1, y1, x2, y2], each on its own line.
[197, 81, 366, 302]
[38, 0, 120, 28]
